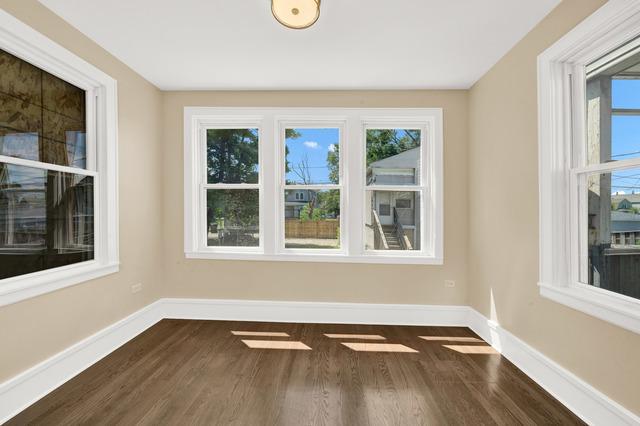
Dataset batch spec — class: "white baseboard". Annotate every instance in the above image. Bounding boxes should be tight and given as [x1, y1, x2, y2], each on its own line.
[1, 298, 638, 425]
[0, 301, 164, 424]
[162, 297, 469, 326]
[466, 308, 640, 426]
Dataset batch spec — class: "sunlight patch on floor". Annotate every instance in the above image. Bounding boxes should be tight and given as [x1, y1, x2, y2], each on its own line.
[341, 342, 418, 353]
[241, 340, 311, 350]
[419, 336, 483, 343]
[324, 333, 386, 340]
[442, 345, 498, 354]
[232, 331, 290, 337]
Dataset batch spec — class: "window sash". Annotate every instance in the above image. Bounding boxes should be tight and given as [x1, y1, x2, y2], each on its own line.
[0, 77, 100, 277]
[199, 124, 263, 252]
[570, 41, 640, 286]
[279, 122, 344, 253]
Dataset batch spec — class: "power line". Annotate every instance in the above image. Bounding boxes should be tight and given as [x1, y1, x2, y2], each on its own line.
[611, 150, 640, 158]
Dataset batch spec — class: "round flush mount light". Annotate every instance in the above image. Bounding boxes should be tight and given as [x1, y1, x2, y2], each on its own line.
[272, 0, 320, 29]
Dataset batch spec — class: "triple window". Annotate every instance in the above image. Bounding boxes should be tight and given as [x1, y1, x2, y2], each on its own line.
[185, 108, 443, 264]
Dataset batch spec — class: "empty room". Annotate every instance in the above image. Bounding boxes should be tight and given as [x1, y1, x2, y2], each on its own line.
[0, 0, 639, 424]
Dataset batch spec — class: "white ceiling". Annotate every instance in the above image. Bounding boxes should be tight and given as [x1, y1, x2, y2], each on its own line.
[38, 0, 560, 91]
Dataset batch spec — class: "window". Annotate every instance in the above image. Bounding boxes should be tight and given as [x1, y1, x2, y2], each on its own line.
[205, 128, 260, 249]
[538, 0, 640, 333]
[0, 12, 118, 306]
[283, 126, 342, 251]
[184, 108, 443, 264]
[365, 128, 423, 252]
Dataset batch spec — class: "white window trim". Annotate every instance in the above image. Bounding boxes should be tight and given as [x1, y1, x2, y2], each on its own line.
[0, 10, 119, 306]
[537, 0, 640, 334]
[184, 107, 443, 265]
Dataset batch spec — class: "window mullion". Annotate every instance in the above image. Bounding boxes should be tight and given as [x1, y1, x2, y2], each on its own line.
[262, 116, 275, 255]
[347, 115, 364, 257]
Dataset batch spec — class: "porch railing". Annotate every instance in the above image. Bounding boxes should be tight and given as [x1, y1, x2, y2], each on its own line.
[372, 209, 389, 250]
[393, 207, 413, 250]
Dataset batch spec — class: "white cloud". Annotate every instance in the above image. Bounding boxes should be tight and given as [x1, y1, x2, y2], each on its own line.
[303, 141, 319, 149]
[328, 144, 336, 152]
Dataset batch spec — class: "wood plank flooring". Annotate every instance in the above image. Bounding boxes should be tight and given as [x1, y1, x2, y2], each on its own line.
[8, 320, 584, 425]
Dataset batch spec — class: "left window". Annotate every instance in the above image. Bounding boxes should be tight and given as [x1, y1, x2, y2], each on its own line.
[205, 128, 261, 249]
[1, 49, 93, 279]
[0, 10, 118, 305]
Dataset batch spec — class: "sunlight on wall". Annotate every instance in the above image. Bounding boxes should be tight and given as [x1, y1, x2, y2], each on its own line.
[490, 288, 499, 322]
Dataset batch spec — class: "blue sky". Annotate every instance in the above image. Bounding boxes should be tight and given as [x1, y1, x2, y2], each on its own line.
[285, 128, 338, 184]
[609, 79, 640, 195]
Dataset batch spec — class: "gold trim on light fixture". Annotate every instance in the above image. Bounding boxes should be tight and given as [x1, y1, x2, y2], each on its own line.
[271, 0, 320, 30]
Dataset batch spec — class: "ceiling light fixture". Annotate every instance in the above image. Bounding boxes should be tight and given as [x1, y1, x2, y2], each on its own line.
[272, 0, 321, 30]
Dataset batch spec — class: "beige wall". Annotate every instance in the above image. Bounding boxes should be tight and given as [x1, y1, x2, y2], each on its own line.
[2, 0, 639, 418]
[468, 0, 640, 415]
[162, 91, 468, 304]
[0, 1, 164, 382]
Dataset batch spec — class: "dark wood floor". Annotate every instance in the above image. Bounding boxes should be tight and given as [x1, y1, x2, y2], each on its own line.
[9, 320, 584, 425]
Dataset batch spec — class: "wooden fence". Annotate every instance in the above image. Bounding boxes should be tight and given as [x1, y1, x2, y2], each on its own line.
[285, 219, 339, 239]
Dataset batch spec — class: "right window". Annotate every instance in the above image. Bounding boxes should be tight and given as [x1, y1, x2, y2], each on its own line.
[584, 41, 640, 300]
[364, 128, 423, 251]
[538, 1, 640, 334]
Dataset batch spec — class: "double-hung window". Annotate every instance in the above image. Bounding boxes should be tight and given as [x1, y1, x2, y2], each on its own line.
[538, 0, 640, 333]
[203, 125, 261, 251]
[281, 123, 343, 252]
[185, 108, 443, 264]
[0, 10, 118, 306]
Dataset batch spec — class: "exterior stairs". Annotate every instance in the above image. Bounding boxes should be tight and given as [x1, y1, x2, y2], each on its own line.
[382, 225, 402, 250]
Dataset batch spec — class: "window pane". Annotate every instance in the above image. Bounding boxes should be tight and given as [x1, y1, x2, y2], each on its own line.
[588, 167, 640, 299]
[207, 189, 259, 247]
[0, 48, 87, 168]
[365, 190, 420, 251]
[284, 189, 339, 249]
[366, 129, 420, 185]
[0, 162, 94, 279]
[612, 79, 640, 109]
[587, 48, 640, 165]
[285, 128, 339, 185]
[206, 129, 259, 184]
[611, 115, 640, 161]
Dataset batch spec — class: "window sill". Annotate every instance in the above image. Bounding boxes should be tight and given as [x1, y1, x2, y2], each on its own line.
[538, 281, 640, 335]
[0, 261, 120, 307]
[186, 251, 443, 265]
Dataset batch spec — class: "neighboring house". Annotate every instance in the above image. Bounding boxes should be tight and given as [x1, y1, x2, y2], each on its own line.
[612, 193, 640, 211]
[367, 147, 420, 185]
[611, 210, 640, 245]
[284, 189, 315, 219]
[365, 148, 420, 250]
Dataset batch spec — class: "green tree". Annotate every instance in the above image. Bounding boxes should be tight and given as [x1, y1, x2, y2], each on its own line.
[327, 145, 339, 184]
[284, 129, 301, 175]
[207, 190, 259, 229]
[365, 129, 420, 165]
[317, 190, 340, 217]
[207, 129, 259, 183]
